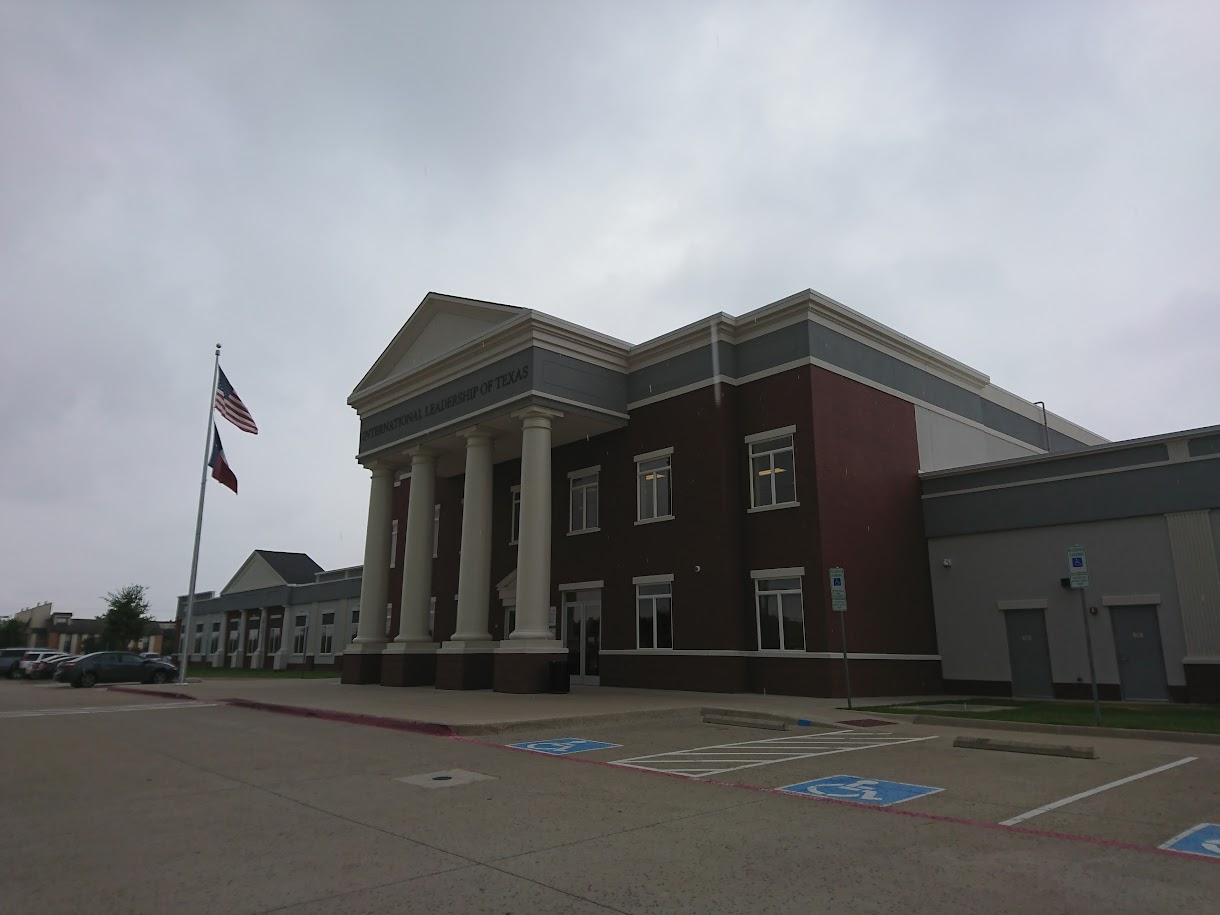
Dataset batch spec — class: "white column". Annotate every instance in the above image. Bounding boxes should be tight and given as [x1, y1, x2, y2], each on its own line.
[275, 608, 291, 670]
[395, 449, 438, 644]
[211, 617, 225, 668]
[511, 408, 563, 641]
[231, 609, 248, 667]
[351, 465, 394, 650]
[450, 429, 494, 642]
[253, 607, 268, 667]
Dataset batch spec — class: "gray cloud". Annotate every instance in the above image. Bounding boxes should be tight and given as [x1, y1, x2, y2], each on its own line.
[2, 0, 1217, 614]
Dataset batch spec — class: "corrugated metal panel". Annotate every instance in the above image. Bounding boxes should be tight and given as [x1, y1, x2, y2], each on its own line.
[1167, 511, 1220, 656]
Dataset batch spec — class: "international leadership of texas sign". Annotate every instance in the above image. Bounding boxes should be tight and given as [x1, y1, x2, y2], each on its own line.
[359, 357, 532, 455]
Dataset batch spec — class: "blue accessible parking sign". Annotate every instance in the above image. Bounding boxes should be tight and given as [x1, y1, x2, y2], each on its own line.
[1160, 823, 1220, 858]
[778, 775, 943, 807]
[508, 738, 622, 755]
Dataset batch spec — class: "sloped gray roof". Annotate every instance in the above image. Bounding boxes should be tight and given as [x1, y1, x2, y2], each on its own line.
[253, 550, 323, 584]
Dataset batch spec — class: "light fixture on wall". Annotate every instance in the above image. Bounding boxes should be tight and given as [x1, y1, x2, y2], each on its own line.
[942, 558, 952, 568]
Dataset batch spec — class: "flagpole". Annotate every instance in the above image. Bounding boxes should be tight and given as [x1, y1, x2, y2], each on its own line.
[178, 344, 222, 686]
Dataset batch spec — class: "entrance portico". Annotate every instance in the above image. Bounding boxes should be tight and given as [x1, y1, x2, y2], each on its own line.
[342, 293, 630, 692]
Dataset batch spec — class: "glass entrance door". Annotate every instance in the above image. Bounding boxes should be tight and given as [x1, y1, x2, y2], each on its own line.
[564, 591, 601, 686]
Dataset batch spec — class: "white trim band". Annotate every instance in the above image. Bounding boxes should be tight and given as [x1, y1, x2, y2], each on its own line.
[634, 446, 674, 462]
[600, 649, 941, 661]
[751, 567, 805, 579]
[567, 464, 601, 479]
[558, 580, 605, 591]
[997, 599, 1049, 611]
[632, 573, 675, 585]
[744, 425, 797, 444]
[1101, 594, 1161, 607]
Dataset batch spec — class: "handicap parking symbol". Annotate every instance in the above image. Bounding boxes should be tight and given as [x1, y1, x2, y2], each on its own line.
[778, 775, 943, 807]
[508, 737, 621, 755]
[1160, 823, 1220, 859]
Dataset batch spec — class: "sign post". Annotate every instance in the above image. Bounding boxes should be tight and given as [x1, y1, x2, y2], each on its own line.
[829, 568, 852, 710]
[1067, 545, 1102, 726]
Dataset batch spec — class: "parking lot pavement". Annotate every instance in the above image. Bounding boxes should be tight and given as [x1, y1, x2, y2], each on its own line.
[495, 716, 1220, 851]
[3, 682, 1218, 914]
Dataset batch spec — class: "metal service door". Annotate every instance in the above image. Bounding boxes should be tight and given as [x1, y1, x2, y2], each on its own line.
[563, 591, 602, 686]
[1109, 606, 1171, 701]
[1004, 608, 1054, 698]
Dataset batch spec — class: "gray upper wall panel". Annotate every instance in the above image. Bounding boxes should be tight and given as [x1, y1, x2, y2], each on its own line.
[923, 456, 1220, 538]
[1189, 433, 1220, 458]
[921, 442, 1171, 495]
[537, 350, 628, 415]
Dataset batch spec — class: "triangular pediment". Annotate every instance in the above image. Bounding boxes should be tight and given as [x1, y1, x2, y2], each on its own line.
[497, 569, 518, 605]
[352, 293, 525, 397]
[221, 552, 289, 595]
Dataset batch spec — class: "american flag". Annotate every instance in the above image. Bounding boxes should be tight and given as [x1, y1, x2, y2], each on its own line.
[214, 366, 258, 434]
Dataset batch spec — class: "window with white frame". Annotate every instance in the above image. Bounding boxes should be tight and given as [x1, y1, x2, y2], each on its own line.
[432, 505, 440, 558]
[509, 486, 521, 544]
[569, 467, 599, 533]
[319, 612, 335, 654]
[268, 622, 282, 654]
[636, 580, 673, 648]
[754, 574, 805, 651]
[246, 625, 259, 656]
[390, 519, 398, 568]
[350, 608, 360, 635]
[209, 622, 220, 654]
[193, 624, 203, 655]
[292, 614, 308, 654]
[227, 618, 240, 654]
[636, 451, 673, 521]
[749, 431, 797, 508]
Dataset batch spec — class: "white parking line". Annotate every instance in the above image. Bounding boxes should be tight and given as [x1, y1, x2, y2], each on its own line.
[611, 730, 937, 778]
[999, 756, 1198, 826]
[0, 702, 217, 719]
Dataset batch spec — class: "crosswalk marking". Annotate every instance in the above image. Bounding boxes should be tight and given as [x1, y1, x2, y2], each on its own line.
[611, 730, 935, 778]
[0, 702, 217, 719]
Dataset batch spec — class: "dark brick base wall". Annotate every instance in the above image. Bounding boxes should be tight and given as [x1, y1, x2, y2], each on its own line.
[381, 651, 437, 687]
[602, 655, 941, 698]
[493, 650, 566, 693]
[340, 652, 383, 684]
[436, 651, 494, 690]
[1184, 664, 1220, 703]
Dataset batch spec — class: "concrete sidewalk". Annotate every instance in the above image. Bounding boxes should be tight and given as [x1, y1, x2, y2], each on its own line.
[111, 678, 933, 734]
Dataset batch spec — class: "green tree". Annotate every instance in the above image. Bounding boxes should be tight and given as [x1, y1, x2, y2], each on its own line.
[100, 585, 153, 650]
[0, 616, 29, 647]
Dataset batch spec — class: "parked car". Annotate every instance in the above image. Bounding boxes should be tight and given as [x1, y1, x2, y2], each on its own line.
[17, 650, 67, 678]
[55, 652, 177, 688]
[1, 647, 30, 678]
[27, 654, 74, 680]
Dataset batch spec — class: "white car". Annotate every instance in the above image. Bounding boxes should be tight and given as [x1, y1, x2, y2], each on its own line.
[17, 650, 68, 677]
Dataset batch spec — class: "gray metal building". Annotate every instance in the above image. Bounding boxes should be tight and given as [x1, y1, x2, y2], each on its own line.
[922, 425, 1220, 703]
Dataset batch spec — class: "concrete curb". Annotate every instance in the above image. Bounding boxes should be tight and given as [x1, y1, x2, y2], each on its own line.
[952, 735, 1098, 759]
[911, 714, 1220, 746]
[222, 698, 456, 736]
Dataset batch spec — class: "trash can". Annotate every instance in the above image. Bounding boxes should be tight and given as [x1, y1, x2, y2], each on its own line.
[548, 659, 570, 694]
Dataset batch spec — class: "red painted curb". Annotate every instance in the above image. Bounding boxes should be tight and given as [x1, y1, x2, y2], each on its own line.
[106, 686, 199, 702]
[222, 697, 455, 737]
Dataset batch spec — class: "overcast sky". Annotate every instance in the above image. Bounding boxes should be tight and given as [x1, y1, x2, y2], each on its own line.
[2, 1, 1217, 617]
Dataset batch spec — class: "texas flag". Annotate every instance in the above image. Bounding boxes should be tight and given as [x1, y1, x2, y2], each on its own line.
[208, 430, 239, 494]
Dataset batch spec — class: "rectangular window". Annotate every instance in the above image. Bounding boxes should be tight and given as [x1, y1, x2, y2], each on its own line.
[433, 505, 440, 558]
[350, 608, 360, 634]
[209, 622, 220, 655]
[292, 614, 308, 654]
[510, 486, 521, 544]
[755, 576, 805, 651]
[193, 624, 203, 655]
[636, 582, 674, 649]
[227, 619, 240, 654]
[319, 612, 335, 655]
[390, 519, 398, 568]
[569, 468, 600, 533]
[636, 453, 673, 521]
[246, 625, 259, 656]
[749, 433, 797, 508]
[268, 625, 282, 654]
